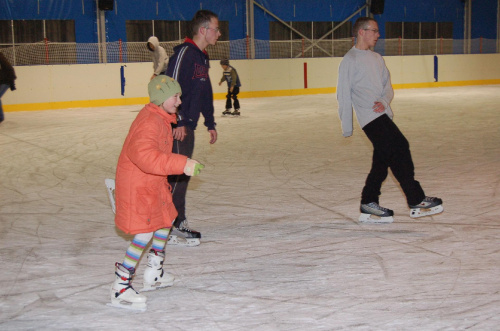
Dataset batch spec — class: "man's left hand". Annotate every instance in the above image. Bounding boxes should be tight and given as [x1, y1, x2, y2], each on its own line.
[208, 129, 217, 144]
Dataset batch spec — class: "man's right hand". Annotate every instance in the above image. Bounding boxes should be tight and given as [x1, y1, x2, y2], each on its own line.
[173, 126, 187, 141]
[372, 101, 385, 113]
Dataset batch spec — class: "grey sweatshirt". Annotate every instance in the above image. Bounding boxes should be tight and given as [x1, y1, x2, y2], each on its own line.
[337, 46, 394, 137]
[148, 36, 169, 76]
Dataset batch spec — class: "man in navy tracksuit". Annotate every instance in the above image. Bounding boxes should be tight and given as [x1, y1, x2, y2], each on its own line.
[166, 10, 220, 246]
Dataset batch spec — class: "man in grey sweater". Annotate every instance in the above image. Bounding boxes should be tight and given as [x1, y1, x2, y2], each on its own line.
[336, 17, 443, 223]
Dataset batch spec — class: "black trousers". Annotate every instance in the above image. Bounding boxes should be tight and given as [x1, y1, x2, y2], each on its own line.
[361, 114, 425, 206]
[225, 86, 240, 110]
[168, 126, 195, 223]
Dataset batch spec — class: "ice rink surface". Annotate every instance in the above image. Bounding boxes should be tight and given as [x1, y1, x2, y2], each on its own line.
[1, 85, 499, 330]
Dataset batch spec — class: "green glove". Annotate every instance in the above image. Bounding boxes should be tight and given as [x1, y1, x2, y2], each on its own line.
[193, 163, 205, 176]
[184, 159, 205, 176]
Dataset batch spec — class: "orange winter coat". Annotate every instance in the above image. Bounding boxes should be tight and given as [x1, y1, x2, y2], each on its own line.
[114, 103, 188, 234]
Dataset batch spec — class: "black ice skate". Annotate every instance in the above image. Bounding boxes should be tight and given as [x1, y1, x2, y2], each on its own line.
[222, 109, 232, 116]
[359, 202, 394, 223]
[231, 109, 240, 116]
[167, 219, 201, 247]
[409, 196, 443, 218]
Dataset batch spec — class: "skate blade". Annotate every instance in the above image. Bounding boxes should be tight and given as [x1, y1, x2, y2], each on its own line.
[141, 275, 174, 292]
[141, 281, 174, 292]
[107, 300, 147, 312]
[410, 205, 444, 218]
[359, 213, 394, 224]
[167, 235, 200, 247]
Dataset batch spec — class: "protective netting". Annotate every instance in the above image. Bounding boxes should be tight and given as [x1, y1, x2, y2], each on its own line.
[0, 38, 497, 66]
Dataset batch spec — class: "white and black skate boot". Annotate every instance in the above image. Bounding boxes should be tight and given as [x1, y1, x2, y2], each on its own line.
[409, 196, 443, 218]
[108, 263, 147, 311]
[359, 202, 394, 223]
[231, 109, 240, 116]
[222, 109, 232, 116]
[142, 250, 174, 292]
[167, 219, 201, 247]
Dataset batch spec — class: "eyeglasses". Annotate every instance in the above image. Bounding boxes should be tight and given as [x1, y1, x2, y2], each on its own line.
[205, 26, 220, 33]
[364, 28, 379, 33]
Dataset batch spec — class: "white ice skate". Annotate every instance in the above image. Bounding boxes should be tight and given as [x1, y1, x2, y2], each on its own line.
[108, 263, 147, 312]
[410, 197, 443, 218]
[359, 202, 394, 223]
[142, 250, 174, 292]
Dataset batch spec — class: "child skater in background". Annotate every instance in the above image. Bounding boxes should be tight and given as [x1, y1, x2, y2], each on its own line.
[109, 75, 204, 311]
[219, 59, 241, 116]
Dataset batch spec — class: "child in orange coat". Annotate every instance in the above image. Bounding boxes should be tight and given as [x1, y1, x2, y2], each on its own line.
[110, 75, 204, 311]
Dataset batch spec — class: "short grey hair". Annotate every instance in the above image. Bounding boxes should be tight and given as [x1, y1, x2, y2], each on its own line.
[353, 17, 376, 37]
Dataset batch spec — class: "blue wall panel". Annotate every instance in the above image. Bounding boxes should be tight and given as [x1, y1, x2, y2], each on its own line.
[104, 0, 246, 42]
[0, 0, 86, 19]
[472, 0, 497, 39]
[378, 0, 466, 39]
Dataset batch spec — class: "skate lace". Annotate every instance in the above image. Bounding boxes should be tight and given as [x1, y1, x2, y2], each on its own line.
[367, 202, 389, 212]
[410, 196, 442, 209]
[118, 285, 133, 295]
[178, 220, 195, 232]
[115, 272, 138, 296]
[415, 196, 437, 207]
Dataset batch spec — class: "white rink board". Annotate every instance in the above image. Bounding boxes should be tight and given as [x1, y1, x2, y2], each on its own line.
[4, 53, 500, 108]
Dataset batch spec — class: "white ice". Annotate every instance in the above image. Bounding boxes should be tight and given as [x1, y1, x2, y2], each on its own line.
[1, 85, 499, 330]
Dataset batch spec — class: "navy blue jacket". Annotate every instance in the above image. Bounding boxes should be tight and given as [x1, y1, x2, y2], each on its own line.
[166, 39, 216, 131]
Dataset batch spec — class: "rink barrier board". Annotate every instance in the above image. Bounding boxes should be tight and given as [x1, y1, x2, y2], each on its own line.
[3, 79, 500, 112]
